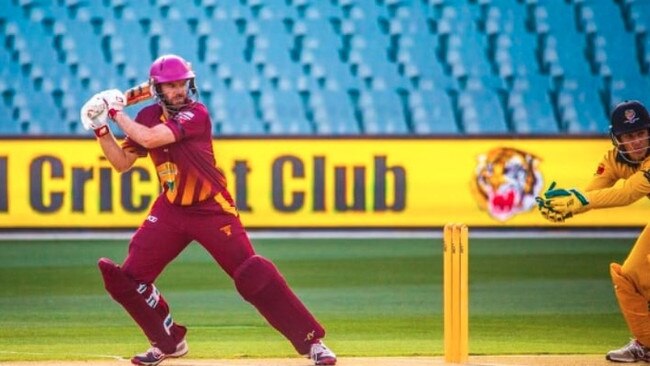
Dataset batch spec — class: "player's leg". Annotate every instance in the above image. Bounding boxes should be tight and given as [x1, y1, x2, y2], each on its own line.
[608, 263, 650, 362]
[607, 224, 650, 362]
[621, 224, 650, 298]
[193, 213, 335, 364]
[99, 257, 189, 365]
[98, 199, 191, 361]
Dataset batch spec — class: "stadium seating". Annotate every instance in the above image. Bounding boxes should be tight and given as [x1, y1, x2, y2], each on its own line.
[0, 0, 649, 136]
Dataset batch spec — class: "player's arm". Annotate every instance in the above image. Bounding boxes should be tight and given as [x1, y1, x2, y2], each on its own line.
[575, 151, 647, 209]
[80, 92, 139, 172]
[110, 110, 176, 149]
[101, 89, 176, 149]
[96, 133, 139, 173]
[584, 153, 620, 192]
[584, 170, 617, 191]
[583, 170, 650, 209]
[538, 170, 650, 222]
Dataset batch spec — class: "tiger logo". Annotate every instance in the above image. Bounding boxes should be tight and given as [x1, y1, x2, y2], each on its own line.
[471, 147, 544, 222]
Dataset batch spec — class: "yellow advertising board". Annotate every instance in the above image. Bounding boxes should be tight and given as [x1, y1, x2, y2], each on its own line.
[0, 138, 644, 228]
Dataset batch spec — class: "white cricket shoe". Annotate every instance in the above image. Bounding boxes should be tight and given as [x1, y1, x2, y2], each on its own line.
[131, 339, 188, 366]
[309, 340, 337, 365]
[606, 339, 650, 363]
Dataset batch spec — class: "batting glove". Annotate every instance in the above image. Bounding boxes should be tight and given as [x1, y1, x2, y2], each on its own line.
[100, 89, 126, 120]
[80, 93, 109, 132]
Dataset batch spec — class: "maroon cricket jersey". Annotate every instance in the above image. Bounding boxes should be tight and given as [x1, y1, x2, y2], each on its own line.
[121, 102, 237, 215]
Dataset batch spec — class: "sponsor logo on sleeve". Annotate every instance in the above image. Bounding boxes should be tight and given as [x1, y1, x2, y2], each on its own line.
[175, 111, 195, 123]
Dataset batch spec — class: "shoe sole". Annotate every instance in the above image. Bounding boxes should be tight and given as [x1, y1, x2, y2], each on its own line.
[131, 346, 188, 366]
[605, 354, 639, 363]
[315, 357, 337, 365]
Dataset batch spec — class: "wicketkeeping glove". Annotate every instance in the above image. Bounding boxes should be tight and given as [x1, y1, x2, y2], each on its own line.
[537, 201, 568, 223]
[536, 181, 590, 221]
[80, 93, 108, 130]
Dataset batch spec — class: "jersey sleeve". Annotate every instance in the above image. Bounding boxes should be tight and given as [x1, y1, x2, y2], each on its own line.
[586, 170, 650, 209]
[164, 105, 210, 141]
[584, 152, 618, 191]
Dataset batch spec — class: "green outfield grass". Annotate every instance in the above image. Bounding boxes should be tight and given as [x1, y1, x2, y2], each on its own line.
[0, 236, 633, 361]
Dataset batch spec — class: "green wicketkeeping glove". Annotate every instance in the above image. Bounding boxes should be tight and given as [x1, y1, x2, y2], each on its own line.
[536, 182, 564, 223]
[536, 200, 568, 223]
[537, 181, 590, 221]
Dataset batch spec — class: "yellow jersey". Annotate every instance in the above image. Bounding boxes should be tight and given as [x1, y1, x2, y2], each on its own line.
[584, 148, 650, 209]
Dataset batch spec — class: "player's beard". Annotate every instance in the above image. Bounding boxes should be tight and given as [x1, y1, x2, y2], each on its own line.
[161, 92, 189, 114]
[169, 93, 187, 108]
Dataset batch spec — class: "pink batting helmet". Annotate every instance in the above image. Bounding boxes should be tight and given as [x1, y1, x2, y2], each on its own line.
[149, 54, 195, 84]
[148, 54, 199, 112]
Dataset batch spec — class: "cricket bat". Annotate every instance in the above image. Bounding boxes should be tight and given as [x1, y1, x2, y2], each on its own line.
[124, 80, 153, 106]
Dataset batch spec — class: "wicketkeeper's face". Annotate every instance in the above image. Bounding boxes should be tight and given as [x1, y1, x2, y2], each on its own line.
[618, 129, 650, 161]
[159, 80, 190, 107]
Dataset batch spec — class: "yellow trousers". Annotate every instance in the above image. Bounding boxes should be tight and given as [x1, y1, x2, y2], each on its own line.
[612, 224, 650, 346]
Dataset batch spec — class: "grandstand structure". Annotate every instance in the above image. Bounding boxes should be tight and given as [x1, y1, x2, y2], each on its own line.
[0, 0, 649, 135]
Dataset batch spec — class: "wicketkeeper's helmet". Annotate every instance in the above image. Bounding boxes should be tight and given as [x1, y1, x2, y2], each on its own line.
[609, 100, 650, 164]
[149, 54, 198, 112]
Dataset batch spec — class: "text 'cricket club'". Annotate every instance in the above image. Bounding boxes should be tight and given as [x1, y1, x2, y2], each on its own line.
[0, 155, 406, 213]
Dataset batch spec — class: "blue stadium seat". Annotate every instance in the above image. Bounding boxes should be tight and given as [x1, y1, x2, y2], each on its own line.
[360, 89, 408, 134]
[310, 89, 360, 134]
[607, 77, 650, 113]
[399, 32, 453, 90]
[583, 2, 641, 79]
[630, 1, 650, 34]
[158, 19, 198, 61]
[408, 89, 458, 134]
[508, 69, 558, 133]
[291, 17, 359, 89]
[261, 90, 312, 134]
[0, 0, 647, 136]
[561, 76, 608, 133]
[214, 90, 264, 135]
[0, 86, 18, 133]
[458, 88, 508, 134]
[508, 89, 559, 134]
[538, 1, 591, 80]
[557, 87, 605, 133]
[260, 0, 300, 19]
[255, 20, 301, 82]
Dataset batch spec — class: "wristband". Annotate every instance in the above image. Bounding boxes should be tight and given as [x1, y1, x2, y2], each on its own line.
[94, 125, 110, 138]
[108, 108, 121, 120]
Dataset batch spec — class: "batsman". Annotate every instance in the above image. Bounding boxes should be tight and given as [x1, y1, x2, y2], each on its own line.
[79, 54, 336, 366]
[537, 100, 650, 362]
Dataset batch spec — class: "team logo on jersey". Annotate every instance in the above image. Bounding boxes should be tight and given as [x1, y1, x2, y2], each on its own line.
[304, 330, 316, 342]
[596, 163, 605, 175]
[471, 147, 544, 222]
[220, 224, 232, 237]
[175, 111, 195, 123]
[156, 162, 179, 193]
[624, 109, 639, 124]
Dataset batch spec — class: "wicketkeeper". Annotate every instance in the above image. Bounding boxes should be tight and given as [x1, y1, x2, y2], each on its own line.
[537, 100, 650, 362]
[80, 54, 336, 366]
